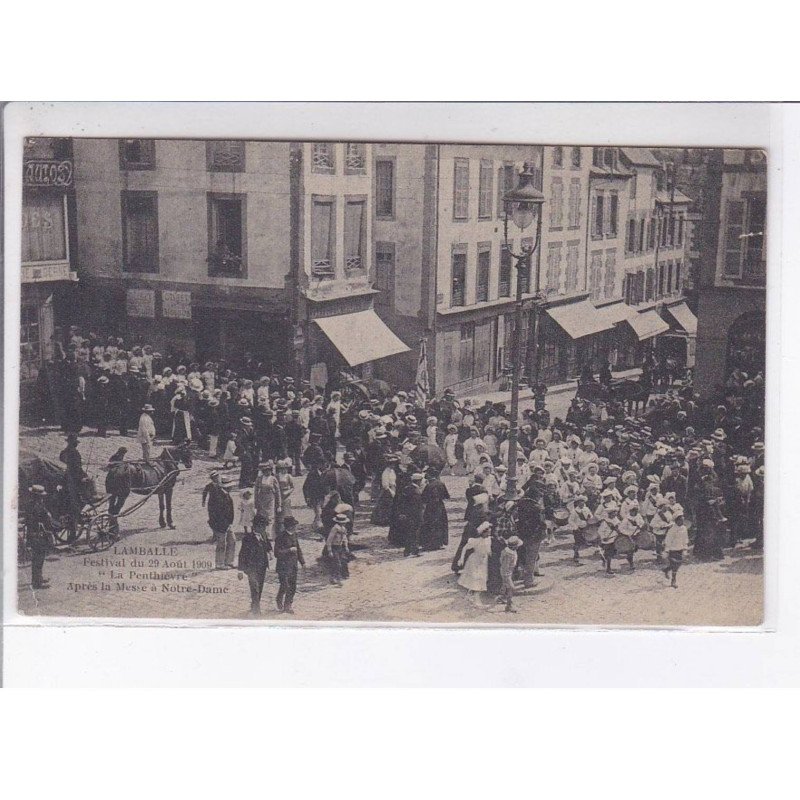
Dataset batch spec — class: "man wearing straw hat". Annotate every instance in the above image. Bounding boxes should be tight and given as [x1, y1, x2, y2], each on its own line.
[137, 404, 157, 463]
[26, 485, 55, 590]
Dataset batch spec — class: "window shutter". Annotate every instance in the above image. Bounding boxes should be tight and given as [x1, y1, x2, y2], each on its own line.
[723, 200, 745, 277]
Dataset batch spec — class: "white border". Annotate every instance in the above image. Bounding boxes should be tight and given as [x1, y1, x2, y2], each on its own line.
[3, 102, 794, 686]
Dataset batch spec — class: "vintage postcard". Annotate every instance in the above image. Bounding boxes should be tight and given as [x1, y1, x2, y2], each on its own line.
[10, 124, 766, 626]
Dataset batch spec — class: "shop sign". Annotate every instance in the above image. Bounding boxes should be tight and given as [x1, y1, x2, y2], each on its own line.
[21, 263, 73, 283]
[162, 290, 192, 319]
[126, 288, 156, 318]
[24, 159, 73, 188]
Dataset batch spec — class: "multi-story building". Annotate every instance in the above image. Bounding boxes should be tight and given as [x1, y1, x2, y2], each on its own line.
[371, 143, 545, 394]
[20, 137, 79, 400]
[71, 138, 408, 380]
[73, 138, 295, 368]
[371, 143, 694, 395]
[694, 148, 766, 397]
[293, 141, 409, 387]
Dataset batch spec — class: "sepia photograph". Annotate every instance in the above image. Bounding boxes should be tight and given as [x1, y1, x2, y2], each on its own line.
[12, 133, 766, 626]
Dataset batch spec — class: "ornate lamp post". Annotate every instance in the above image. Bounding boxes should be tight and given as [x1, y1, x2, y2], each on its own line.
[502, 161, 545, 499]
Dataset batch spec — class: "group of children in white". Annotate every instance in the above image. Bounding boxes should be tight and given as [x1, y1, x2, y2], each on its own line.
[567, 474, 690, 586]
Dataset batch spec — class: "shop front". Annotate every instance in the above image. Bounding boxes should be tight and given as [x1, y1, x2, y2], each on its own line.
[616, 308, 670, 365]
[20, 144, 78, 410]
[301, 289, 409, 392]
[660, 300, 699, 369]
[539, 298, 614, 384]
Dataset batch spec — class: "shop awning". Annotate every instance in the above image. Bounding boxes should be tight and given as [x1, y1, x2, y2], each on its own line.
[665, 302, 698, 336]
[624, 309, 670, 341]
[594, 300, 637, 327]
[314, 310, 410, 366]
[546, 299, 614, 340]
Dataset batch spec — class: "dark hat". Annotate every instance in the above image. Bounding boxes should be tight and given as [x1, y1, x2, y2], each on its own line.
[282, 516, 298, 529]
[66, 434, 79, 445]
[141, 404, 155, 412]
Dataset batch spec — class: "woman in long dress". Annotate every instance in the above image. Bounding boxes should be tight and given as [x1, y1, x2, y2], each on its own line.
[420, 469, 450, 550]
[371, 455, 398, 526]
[457, 521, 492, 599]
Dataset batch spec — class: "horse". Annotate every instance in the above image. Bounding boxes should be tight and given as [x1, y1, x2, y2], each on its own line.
[105, 443, 193, 532]
[610, 377, 652, 416]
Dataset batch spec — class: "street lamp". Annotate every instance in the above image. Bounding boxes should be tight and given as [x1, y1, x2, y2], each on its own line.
[502, 161, 545, 499]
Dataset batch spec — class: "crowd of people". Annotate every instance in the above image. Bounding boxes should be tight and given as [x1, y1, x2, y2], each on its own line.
[25, 325, 766, 614]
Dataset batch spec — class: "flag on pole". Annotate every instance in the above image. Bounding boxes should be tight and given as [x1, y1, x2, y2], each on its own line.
[415, 338, 430, 403]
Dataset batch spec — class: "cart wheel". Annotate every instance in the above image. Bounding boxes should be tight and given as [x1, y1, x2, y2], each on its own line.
[88, 514, 117, 552]
[52, 514, 78, 545]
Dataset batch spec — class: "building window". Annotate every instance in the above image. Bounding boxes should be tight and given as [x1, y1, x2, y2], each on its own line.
[20, 304, 40, 381]
[476, 245, 491, 302]
[375, 158, 395, 219]
[648, 217, 656, 250]
[451, 250, 467, 306]
[552, 146, 563, 168]
[344, 143, 366, 174]
[645, 267, 655, 300]
[208, 194, 245, 277]
[519, 238, 532, 293]
[603, 148, 616, 170]
[667, 261, 674, 294]
[604, 250, 616, 299]
[638, 218, 646, 253]
[549, 178, 564, 229]
[546, 243, 562, 295]
[21, 195, 67, 264]
[607, 191, 618, 236]
[310, 197, 335, 277]
[497, 163, 515, 219]
[571, 147, 581, 169]
[658, 263, 667, 297]
[453, 158, 470, 220]
[311, 143, 335, 174]
[568, 178, 581, 227]
[344, 197, 367, 273]
[592, 193, 604, 238]
[677, 214, 684, 246]
[498, 243, 512, 298]
[206, 141, 245, 172]
[626, 217, 637, 253]
[629, 173, 637, 199]
[374, 243, 395, 310]
[743, 194, 766, 275]
[589, 251, 603, 300]
[119, 139, 155, 170]
[565, 241, 580, 293]
[675, 260, 682, 293]
[121, 191, 159, 273]
[478, 160, 493, 219]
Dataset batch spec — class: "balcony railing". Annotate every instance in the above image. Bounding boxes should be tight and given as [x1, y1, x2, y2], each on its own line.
[311, 259, 335, 278]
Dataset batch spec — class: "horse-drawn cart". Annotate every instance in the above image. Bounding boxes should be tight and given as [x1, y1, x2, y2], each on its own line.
[18, 443, 192, 553]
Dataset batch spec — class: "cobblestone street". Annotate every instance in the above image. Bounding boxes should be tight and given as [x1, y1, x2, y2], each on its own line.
[15, 428, 763, 626]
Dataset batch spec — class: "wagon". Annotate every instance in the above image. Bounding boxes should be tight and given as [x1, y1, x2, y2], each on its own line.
[19, 449, 118, 552]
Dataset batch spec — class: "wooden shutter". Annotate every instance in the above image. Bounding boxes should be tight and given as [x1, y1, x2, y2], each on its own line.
[723, 200, 745, 277]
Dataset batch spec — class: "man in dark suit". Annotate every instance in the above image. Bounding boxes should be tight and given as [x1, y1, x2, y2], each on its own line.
[274, 516, 305, 613]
